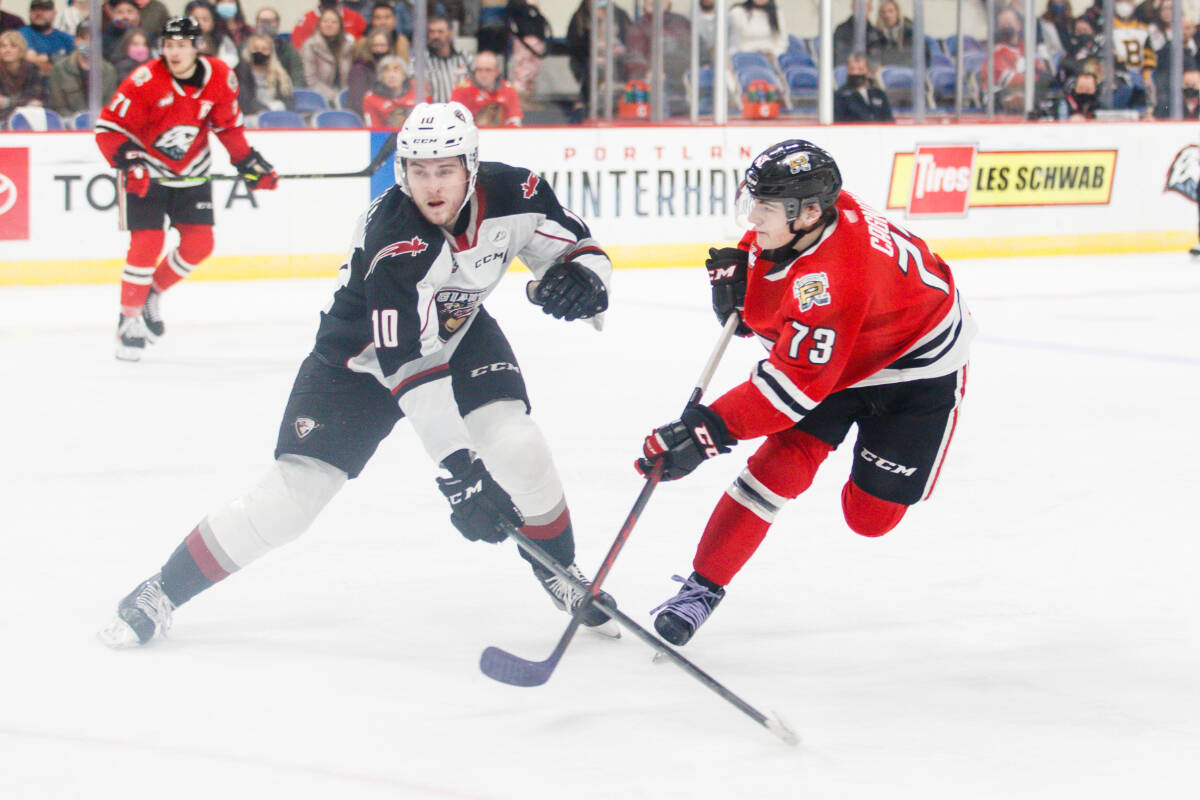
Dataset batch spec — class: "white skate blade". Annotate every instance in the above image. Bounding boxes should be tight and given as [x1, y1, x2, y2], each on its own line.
[114, 344, 143, 362]
[97, 616, 144, 649]
[584, 618, 621, 639]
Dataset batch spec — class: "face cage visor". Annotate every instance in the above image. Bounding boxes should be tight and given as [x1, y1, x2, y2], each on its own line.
[734, 180, 822, 234]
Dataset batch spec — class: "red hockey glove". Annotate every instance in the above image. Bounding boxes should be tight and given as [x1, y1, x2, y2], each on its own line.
[435, 450, 524, 543]
[234, 148, 279, 191]
[706, 247, 752, 336]
[635, 404, 735, 481]
[528, 261, 608, 321]
[116, 141, 151, 198]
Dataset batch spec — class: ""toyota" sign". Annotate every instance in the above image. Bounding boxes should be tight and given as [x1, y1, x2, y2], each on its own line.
[0, 148, 30, 240]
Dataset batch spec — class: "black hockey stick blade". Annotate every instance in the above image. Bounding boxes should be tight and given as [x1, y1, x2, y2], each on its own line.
[484, 528, 799, 746]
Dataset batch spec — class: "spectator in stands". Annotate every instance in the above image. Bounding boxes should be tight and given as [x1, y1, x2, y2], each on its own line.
[833, 0, 885, 67]
[1038, 0, 1072, 56]
[876, 0, 913, 63]
[301, 6, 353, 103]
[368, 1, 408, 57]
[834, 50, 893, 121]
[111, 25, 150, 81]
[1059, 68, 1098, 118]
[1113, 0, 1156, 106]
[213, 0, 252, 51]
[292, 0, 365, 51]
[622, 0, 690, 115]
[450, 47, 521, 124]
[506, 0, 550, 99]
[2, 0, 24, 33]
[694, 0, 716, 65]
[477, 0, 508, 53]
[48, 21, 113, 115]
[1152, 13, 1199, 116]
[361, 54, 424, 126]
[54, 0, 85, 35]
[254, 6, 305, 87]
[0, 28, 45, 124]
[1056, 13, 1101, 84]
[419, 12, 471, 102]
[567, 0, 630, 117]
[132, 0, 168, 45]
[730, 0, 788, 61]
[20, 0, 73, 77]
[393, 0, 413, 40]
[991, 6, 1049, 111]
[345, 26, 394, 112]
[235, 33, 293, 118]
[186, 0, 239, 66]
[101, 0, 138, 61]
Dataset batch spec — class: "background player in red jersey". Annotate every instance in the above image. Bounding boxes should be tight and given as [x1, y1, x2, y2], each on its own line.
[95, 15, 278, 361]
[638, 139, 976, 646]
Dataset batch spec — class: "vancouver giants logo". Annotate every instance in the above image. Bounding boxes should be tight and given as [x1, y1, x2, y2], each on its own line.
[1165, 145, 1198, 203]
[153, 125, 199, 160]
[521, 172, 540, 199]
[366, 236, 430, 278]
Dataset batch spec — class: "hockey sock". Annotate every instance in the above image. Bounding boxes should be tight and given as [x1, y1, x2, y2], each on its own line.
[693, 493, 771, 587]
[160, 522, 231, 606]
[841, 480, 907, 537]
[120, 228, 165, 315]
[152, 224, 213, 293]
[517, 507, 576, 567]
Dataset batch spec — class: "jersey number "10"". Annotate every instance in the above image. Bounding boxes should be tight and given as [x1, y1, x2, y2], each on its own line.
[371, 309, 399, 348]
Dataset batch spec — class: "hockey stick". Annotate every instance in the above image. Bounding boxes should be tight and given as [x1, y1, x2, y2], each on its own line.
[480, 313, 741, 687]
[149, 132, 398, 183]
[495, 525, 799, 746]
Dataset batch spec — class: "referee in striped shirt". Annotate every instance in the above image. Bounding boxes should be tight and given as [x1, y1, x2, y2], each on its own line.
[415, 13, 474, 102]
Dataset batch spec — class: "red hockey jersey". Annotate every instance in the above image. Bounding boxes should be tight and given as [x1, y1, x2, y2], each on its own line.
[449, 79, 523, 126]
[95, 56, 251, 181]
[710, 191, 975, 441]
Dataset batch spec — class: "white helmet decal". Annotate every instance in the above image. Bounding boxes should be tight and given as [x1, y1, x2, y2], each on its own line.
[395, 101, 480, 207]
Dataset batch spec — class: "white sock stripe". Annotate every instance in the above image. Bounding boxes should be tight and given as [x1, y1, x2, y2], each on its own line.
[739, 469, 791, 509]
[726, 483, 777, 522]
[122, 264, 155, 277]
[168, 249, 198, 276]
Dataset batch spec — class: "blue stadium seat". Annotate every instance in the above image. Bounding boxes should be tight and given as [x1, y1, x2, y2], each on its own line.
[731, 51, 772, 73]
[737, 65, 780, 90]
[292, 88, 328, 113]
[72, 111, 93, 130]
[7, 107, 64, 130]
[779, 49, 814, 70]
[257, 109, 306, 128]
[962, 51, 988, 75]
[943, 36, 982, 56]
[786, 65, 818, 91]
[336, 88, 350, 109]
[927, 65, 958, 107]
[880, 65, 915, 89]
[315, 109, 364, 128]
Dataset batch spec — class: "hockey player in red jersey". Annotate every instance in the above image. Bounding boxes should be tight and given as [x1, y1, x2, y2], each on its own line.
[96, 15, 279, 361]
[98, 102, 618, 648]
[639, 139, 975, 646]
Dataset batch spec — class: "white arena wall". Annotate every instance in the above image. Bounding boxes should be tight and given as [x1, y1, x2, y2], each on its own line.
[1, 121, 1197, 286]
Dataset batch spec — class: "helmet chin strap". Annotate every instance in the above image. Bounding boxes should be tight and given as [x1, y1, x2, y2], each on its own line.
[758, 215, 824, 263]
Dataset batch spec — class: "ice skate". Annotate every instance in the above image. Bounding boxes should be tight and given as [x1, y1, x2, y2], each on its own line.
[115, 314, 149, 361]
[651, 572, 725, 646]
[142, 288, 165, 342]
[98, 573, 175, 648]
[1189, 243, 1200, 260]
[532, 561, 620, 637]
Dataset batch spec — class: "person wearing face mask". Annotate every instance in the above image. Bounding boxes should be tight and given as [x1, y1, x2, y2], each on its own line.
[112, 26, 150, 81]
[234, 32, 293, 118]
[833, 51, 893, 121]
[1112, 0, 1156, 107]
[1061, 68, 1099, 119]
[19, 0, 73, 76]
[102, 0, 140, 62]
[213, 0, 252, 49]
[48, 21, 116, 115]
[185, 0, 239, 66]
[254, 5, 305, 87]
[346, 26, 393, 113]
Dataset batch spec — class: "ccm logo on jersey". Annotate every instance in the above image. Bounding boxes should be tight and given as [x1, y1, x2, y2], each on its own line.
[473, 250, 507, 269]
[859, 447, 916, 476]
[367, 236, 429, 277]
[793, 272, 831, 312]
[469, 361, 520, 378]
[521, 172, 540, 199]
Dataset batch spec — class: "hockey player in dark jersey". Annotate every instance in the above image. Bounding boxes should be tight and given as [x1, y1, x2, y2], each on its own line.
[638, 140, 975, 647]
[98, 101, 617, 647]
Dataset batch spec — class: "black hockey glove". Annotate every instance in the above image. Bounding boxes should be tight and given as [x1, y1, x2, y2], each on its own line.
[706, 247, 752, 336]
[528, 261, 608, 321]
[233, 148, 279, 191]
[435, 450, 524, 543]
[636, 404, 736, 481]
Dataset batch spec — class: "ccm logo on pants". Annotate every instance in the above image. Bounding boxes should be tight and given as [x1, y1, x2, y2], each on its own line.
[470, 362, 520, 378]
[859, 448, 916, 476]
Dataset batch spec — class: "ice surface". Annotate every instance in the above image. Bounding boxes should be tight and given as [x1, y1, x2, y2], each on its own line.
[1, 253, 1198, 799]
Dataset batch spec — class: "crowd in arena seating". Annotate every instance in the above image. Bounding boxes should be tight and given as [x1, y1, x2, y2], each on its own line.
[1, 0, 1198, 129]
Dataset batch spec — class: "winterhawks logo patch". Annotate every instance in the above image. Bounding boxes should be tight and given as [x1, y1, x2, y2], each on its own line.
[521, 172, 540, 199]
[366, 236, 430, 278]
[1166, 145, 1198, 203]
[153, 125, 199, 160]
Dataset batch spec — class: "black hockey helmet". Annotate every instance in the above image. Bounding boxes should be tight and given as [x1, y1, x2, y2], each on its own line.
[742, 139, 842, 222]
[162, 15, 201, 41]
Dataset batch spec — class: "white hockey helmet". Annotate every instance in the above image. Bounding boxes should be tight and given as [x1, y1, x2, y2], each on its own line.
[394, 101, 480, 201]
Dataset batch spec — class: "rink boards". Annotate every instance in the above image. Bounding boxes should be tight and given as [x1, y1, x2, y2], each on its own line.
[0, 121, 1196, 285]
